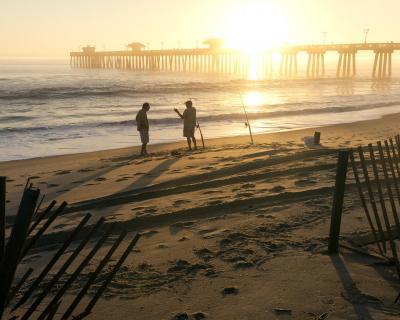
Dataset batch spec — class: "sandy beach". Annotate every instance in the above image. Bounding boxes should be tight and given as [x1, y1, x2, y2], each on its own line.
[2, 113, 400, 319]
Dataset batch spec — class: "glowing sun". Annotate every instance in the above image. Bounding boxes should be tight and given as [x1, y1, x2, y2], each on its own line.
[223, 1, 289, 53]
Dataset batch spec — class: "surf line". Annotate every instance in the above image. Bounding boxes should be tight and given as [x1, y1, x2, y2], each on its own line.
[240, 94, 254, 145]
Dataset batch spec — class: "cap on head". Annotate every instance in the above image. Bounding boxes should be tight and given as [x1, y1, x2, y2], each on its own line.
[142, 102, 150, 110]
[185, 100, 193, 107]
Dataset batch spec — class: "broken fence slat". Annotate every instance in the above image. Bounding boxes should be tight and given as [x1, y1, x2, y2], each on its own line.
[368, 143, 400, 276]
[5, 267, 34, 307]
[36, 224, 115, 320]
[80, 233, 141, 317]
[0, 187, 39, 318]
[62, 231, 128, 320]
[21, 217, 105, 320]
[357, 146, 387, 253]
[349, 150, 383, 254]
[33, 194, 46, 219]
[13, 213, 91, 312]
[28, 200, 57, 236]
[378, 141, 400, 236]
[22, 201, 68, 259]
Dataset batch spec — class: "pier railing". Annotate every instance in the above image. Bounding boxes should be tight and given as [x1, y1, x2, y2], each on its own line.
[70, 42, 400, 79]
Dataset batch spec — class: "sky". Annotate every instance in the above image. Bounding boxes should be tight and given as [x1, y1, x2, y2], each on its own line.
[1, 0, 399, 57]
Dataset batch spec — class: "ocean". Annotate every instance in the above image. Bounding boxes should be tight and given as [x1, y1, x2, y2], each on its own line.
[1, 57, 400, 162]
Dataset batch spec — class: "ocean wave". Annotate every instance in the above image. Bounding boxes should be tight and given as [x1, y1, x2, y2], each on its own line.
[0, 78, 345, 101]
[0, 115, 36, 123]
[1, 100, 399, 135]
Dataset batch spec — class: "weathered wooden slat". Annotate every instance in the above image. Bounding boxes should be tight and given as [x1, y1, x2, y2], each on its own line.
[349, 149, 383, 254]
[357, 146, 387, 252]
[384, 140, 400, 206]
[34, 195, 45, 219]
[368, 143, 400, 276]
[22, 202, 68, 259]
[328, 150, 349, 254]
[61, 231, 127, 319]
[21, 217, 105, 320]
[76, 233, 141, 318]
[36, 224, 115, 320]
[0, 187, 39, 318]
[5, 268, 34, 307]
[13, 213, 91, 311]
[377, 141, 400, 235]
[28, 200, 57, 236]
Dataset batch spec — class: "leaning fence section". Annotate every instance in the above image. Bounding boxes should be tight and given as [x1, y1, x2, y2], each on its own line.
[0, 180, 141, 319]
[328, 134, 400, 302]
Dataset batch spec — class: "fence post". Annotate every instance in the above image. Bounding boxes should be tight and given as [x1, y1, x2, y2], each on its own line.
[0, 177, 5, 264]
[314, 131, 321, 145]
[328, 150, 349, 254]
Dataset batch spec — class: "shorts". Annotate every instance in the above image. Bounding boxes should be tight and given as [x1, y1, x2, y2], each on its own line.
[183, 126, 195, 138]
[139, 130, 149, 144]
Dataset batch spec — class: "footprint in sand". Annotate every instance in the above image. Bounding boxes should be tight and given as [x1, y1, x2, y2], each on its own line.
[194, 248, 215, 261]
[269, 186, 286, 193]
[56, 189, 70, 194]
[78, 168, 94, 173]
[55, 170, 71, 175]
[95, 177, 107, 182]
[116, 177, 129, 182]
[131, 206, 146, 211]
[142, 230, 159, 238]
[134, 172, 145, 176]
[170, 221, 196, 233]
[72, 180, 84, 184]
[294, 179, 317, 187]
[235, 192, 254, 198]
[241, 183, 255, 189]
[48, 183, 59, 188]
[144, 207, 157, 214]
[203, 190, 221, 195]
[207, 199, 224, 205]
[173, 199, 191, 206]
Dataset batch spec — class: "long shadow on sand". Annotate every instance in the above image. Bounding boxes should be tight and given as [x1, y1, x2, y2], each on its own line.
[330, 255, 373, 320]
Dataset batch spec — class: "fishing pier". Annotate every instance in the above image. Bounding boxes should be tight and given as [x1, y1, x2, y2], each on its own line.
[70, 39, 400, 79]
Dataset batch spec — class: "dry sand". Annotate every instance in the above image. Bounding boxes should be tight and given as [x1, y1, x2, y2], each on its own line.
[2, 113, 400, 319]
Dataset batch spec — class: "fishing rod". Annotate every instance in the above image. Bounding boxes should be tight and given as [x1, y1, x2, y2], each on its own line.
[240, 94, 254, 145]
[196, 120, 205, 149]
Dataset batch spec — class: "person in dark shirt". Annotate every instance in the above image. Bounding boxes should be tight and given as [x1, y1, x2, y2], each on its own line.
[174, 100, 197, 151]
[136, 102, 150, 156]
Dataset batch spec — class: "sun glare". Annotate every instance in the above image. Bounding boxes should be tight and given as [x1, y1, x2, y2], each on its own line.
[223, 1, 289, 54]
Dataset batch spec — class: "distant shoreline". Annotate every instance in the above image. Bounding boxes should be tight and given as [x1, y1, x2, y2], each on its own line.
[1, 111, 399, 165]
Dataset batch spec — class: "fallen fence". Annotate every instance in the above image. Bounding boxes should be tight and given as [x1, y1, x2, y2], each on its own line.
[0, 179, 141, 319]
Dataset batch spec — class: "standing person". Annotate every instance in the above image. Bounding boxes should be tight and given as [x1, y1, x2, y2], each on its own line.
[136, 102, 150, 156]
[174, 100, 197, 151]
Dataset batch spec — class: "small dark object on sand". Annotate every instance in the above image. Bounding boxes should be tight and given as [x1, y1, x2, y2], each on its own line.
[172, 312, 189, 320]
[273, 308, 292, 314]
[171, 150, 181, 156]
[222, 286, 239, 296]
[192, 312, 207, 319]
